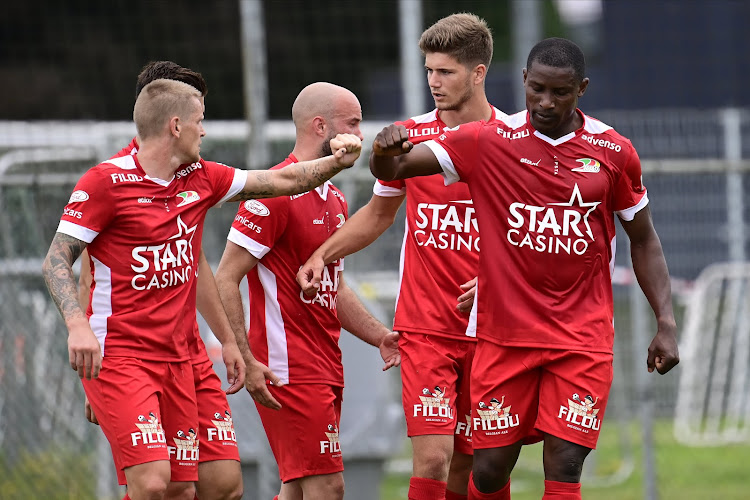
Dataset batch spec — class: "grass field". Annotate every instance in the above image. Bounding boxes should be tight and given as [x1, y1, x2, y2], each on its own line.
[380, 420, 750, 499]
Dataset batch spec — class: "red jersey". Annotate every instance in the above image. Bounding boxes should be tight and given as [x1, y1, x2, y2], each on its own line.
[375, 107, 506, 340]
[105, 138, 210, 361]
[424, 110, 648, 353]
[227, 155, 349, 386]
[58, 154, 247, 360]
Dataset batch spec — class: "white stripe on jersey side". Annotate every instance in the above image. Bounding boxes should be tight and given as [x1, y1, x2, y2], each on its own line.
[256, 263, 290, 385]
[218, 169, 250, 206]
[616, 191, 649, 221]
[373, 181, 406, 197]
[409, 109, 438, 124]
[89, 255, 112, 356]
[423, 141, 460, 185]
[57, 220, 98, 243]
[227, 227, 271, 260]
[465, 282, 477, 338]
[609, 236, 617, 277]
[394, 218, 408, 315]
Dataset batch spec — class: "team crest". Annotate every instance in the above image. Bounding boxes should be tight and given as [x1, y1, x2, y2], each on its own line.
[320, 423, 341, 454]
[571, 158, 601, 173]
[336, 214, 346, 228]
[413, 386, 454, 419]
[176, 190, 201, 207]
[208, 410, 237, 443]
[473, 396, 520, 433]
[557, 392, 601, 432]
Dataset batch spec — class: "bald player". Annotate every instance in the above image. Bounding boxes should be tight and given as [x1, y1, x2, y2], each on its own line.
[215, 82, 401, 500]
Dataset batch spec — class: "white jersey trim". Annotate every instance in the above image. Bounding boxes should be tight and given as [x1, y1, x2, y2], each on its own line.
[57, 220, 98, 244]
[101, 155, 137, 170]
[500, 111, 528, 130]
[423, 140, 460, 185]
[465, 283, 477, 338]
[257, 263, 290, 384]
[616, 191, 649, 221]
[227, 227, 271, 260]
[89, 255, 112, 356]
[218, 169, 249, 207]
[373, 181, 406, 197]
[409, 109, 439, 124]
[583, 115, 614, 134]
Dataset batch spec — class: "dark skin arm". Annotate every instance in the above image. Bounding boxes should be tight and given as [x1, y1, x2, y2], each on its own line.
[620, 206, 679, 374]
[369, 124, 443, 181]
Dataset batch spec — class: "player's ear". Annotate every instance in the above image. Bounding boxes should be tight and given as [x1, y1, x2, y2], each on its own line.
[170, 116, 181, 137]
[473, 64, 487, 85]
[578, 78, 590, 97]
[312, 116, 327, 138]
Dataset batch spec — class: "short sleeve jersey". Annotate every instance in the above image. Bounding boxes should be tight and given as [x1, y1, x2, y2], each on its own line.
[227, 155, 349, 386]
[58, 153, 247, 360]
[374, 107, 506, 340]
[103, 138, 210, 361]
[424, 110, 648, 353]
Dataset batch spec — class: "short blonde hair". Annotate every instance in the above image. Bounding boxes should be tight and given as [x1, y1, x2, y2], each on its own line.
[133, 79, 201, 140]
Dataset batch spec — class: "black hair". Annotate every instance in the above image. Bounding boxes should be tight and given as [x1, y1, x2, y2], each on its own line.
[527, 38, 586, 81]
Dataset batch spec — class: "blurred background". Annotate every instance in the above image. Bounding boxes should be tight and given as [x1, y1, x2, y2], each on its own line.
[1, 0, 750, 498]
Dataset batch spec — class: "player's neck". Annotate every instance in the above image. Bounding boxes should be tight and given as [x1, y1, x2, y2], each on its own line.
[136, 140, 182, 181]
[438, 95, 492, 128]
[289, 141, 321, 163]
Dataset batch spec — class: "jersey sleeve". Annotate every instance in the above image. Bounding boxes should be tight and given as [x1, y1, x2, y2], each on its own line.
[203, 160, 248, 207]
[373, 178, 406, 197]
[227, 197, 289, 259]
[423, 122, 482, 186]
[613, 143, 649, 221]
[56, 167, 115, 243]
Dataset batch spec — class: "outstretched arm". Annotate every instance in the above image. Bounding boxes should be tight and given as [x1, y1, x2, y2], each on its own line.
[336, 274, 400, 371]
[369, 124, 443, 181]
[229, 133, 361, 201]
[195, 251, 246, 395]
[215, 240, 284, 410]
[297, 193, 405, 295]
[42, 233, 101, 380]
[620, 206, 679, 374]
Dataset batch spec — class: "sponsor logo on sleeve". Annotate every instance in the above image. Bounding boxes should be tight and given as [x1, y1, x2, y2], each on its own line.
[335, 214, 345, 228]
[69, 190, 89, 203]
[244, 200, 270, 216]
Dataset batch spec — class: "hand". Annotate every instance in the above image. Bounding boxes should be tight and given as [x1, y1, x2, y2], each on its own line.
[456, 277, 477, 314]
[296, 255, 325, 297]
[245, 358, 284, 410]
[222, 342, 247, 395]
[379, 331, 401, 371]
[372, 124, 413, 157]
[68, 322, 102, 380]
[647, 319, 679, 374]
[84, 396, 98, 425]
[330, 133, 362, 168]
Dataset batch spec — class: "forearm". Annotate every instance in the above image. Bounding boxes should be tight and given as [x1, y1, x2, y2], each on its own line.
[631, 237, 675, 324]
[337, 280, 390, 347]
[235, 156, 346, 201]
[216, 279, 256, 362]
[196, 267, 236, 347]
[43, 234, 88, 328]
[369, 152, 401, 181]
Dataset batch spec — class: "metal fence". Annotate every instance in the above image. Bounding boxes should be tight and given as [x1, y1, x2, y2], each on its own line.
[0, 108, 748, 497]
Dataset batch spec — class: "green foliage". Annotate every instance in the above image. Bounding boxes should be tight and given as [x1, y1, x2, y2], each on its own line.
[0, 448, 97, 500]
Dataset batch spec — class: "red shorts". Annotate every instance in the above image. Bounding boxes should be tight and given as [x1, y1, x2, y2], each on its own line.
[83, 357, 199, 485]
[399, 332, 475, 455]
[192, 355, 240, 463]
[255, 384, 344, 482]
[470, 341, 613, 450]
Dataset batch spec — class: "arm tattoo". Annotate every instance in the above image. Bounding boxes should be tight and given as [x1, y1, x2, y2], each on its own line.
[235, 160, 345, 200]
[42, 233, 88, 322]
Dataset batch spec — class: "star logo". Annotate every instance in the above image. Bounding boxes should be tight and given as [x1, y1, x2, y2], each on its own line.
[169, 215, 198, 256]
[548, 183, 601, 240]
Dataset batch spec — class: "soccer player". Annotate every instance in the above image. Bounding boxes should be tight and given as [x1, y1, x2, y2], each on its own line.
[368, 38, 679, 500]
[296, 13, 504, 500]
[42, 78, 362, 500]
[78, 61, 248, 500]
[214, 82, 400, 500]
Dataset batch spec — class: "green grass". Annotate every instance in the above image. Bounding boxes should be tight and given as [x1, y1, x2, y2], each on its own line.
[381, 420, 750, 499]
